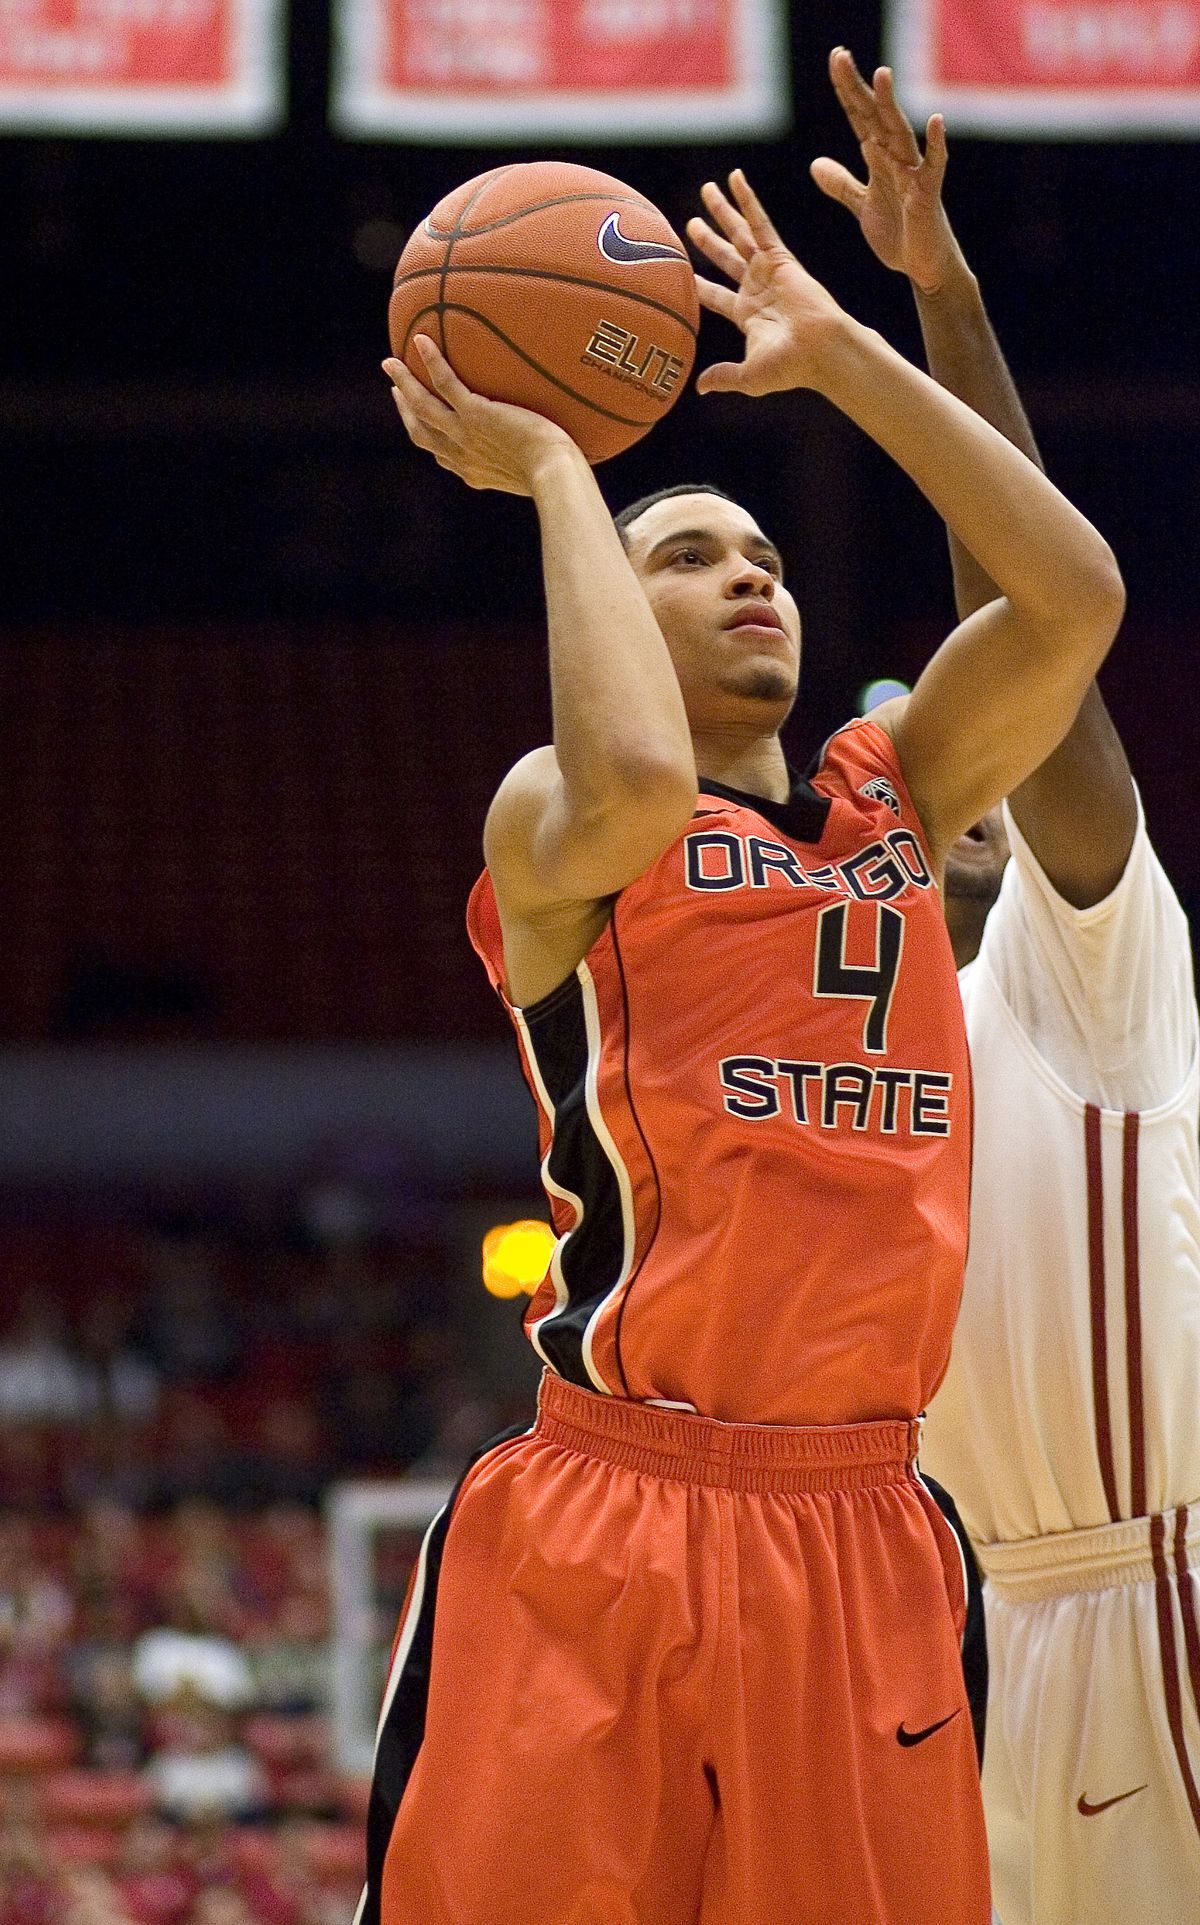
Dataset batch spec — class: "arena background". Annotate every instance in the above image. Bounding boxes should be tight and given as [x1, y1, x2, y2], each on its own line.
[0, 0, 1197, 1913]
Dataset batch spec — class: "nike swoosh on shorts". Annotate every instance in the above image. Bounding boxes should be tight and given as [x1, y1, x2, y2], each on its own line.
[1076, 1785, 1147, 1816]
[896, 1709, 961, 1748]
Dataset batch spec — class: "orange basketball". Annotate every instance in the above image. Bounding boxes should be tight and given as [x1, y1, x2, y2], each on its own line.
[389, 161, 700, 466]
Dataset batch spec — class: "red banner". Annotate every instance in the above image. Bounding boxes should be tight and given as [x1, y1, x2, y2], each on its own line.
[332, 0, 789, 139]
[0, 0, 284, 133]
[889, 0, 1200, 133]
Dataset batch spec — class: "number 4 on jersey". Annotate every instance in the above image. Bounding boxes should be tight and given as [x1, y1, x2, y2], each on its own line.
[813, 901, 904, 1054]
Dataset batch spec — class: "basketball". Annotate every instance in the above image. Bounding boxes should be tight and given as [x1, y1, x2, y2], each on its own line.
[388, 161, 700, 466]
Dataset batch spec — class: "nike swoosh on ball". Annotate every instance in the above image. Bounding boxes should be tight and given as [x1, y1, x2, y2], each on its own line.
[597, 213, 688, 266]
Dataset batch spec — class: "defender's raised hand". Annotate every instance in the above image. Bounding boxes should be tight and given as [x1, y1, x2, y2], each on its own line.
[686, 169, 847, 397]
[811, 47, 965, 294]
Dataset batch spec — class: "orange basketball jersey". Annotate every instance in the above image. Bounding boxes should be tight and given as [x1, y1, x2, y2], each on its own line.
[467, 719, 971, 1426]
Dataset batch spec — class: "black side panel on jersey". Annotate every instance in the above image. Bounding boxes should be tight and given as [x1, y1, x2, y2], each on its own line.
[362, 1423, 530, 1923]
[522, 970, 629, 1393]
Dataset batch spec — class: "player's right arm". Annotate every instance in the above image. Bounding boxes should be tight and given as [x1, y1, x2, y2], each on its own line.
[385, 340, 698, 1006]
[812, 45, 1136, 910]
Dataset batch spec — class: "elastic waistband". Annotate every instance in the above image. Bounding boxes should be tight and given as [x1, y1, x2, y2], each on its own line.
[535, 1372, 920, 1494]
[978, 1502, 1200, 1601]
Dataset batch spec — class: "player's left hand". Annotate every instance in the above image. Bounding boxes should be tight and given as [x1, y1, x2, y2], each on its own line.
[686, 170, 848, 397]
[810, 47, 965, 295]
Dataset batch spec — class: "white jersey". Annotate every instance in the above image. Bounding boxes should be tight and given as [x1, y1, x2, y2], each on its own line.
[921, 799, 1200, 1925]
[922, 795, 1200, 1543]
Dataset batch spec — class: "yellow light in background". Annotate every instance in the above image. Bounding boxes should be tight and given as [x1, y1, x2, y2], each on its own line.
[481, 1219, 556, 1299]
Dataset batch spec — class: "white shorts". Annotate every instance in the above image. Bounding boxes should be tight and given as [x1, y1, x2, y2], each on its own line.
[979, 1504, 1200, 1925]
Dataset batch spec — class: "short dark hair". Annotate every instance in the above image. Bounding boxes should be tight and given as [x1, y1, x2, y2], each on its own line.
[613, 482, 736, 548]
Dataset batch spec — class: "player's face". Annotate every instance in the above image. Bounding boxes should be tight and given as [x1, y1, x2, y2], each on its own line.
[623, 495, 801, 728]
[943, 808, 1011, 905]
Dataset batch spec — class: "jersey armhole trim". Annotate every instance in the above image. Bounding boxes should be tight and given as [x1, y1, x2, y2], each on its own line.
[970, 950, 1200, 1124]
[476, 878, 618, 1024]
[999, 790, 1149, 930]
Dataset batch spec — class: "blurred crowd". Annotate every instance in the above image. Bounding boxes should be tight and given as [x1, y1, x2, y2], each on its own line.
[0, 1193, 524, 1922]
[0, 1199, 502, 1513]
[0, 1498, 364, 1923]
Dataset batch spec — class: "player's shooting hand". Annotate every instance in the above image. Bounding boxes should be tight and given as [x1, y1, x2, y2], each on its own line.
[383, 338, 577, 496]
[686, 170, 848, 397]
[810, 47, 965, 295]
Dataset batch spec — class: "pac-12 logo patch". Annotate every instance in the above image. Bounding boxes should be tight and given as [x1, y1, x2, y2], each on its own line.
[860, 776, 902, 818]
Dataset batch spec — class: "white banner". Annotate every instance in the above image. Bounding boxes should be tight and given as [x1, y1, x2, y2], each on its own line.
[888, 0, 1200, 135]
[331, 0, 789, 141]
[0, 0, 285, 134]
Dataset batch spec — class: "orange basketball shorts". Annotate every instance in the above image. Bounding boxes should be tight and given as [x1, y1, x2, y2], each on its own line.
[362, 1372, 991, 1925]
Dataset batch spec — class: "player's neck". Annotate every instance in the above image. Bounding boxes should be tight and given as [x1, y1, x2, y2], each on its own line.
[691, 730, 790, 804]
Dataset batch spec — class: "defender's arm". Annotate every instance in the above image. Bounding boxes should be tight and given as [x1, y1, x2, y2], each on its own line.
[814, 46, 1135, 905]
[821, 322, 1124, 868]
[912, 273, 1135, 905]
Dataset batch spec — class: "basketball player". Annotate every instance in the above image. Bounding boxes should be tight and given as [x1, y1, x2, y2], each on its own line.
[366, 163, 1125, 1925]
[814, 47, 1200, 1923]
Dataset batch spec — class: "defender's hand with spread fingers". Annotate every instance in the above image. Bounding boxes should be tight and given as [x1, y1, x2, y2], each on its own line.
[811, 46, 966, 296]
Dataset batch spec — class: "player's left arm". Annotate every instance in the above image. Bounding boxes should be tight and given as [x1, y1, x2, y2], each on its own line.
[688, 173, 1126, 870]
[812, 46, 1136, 908]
